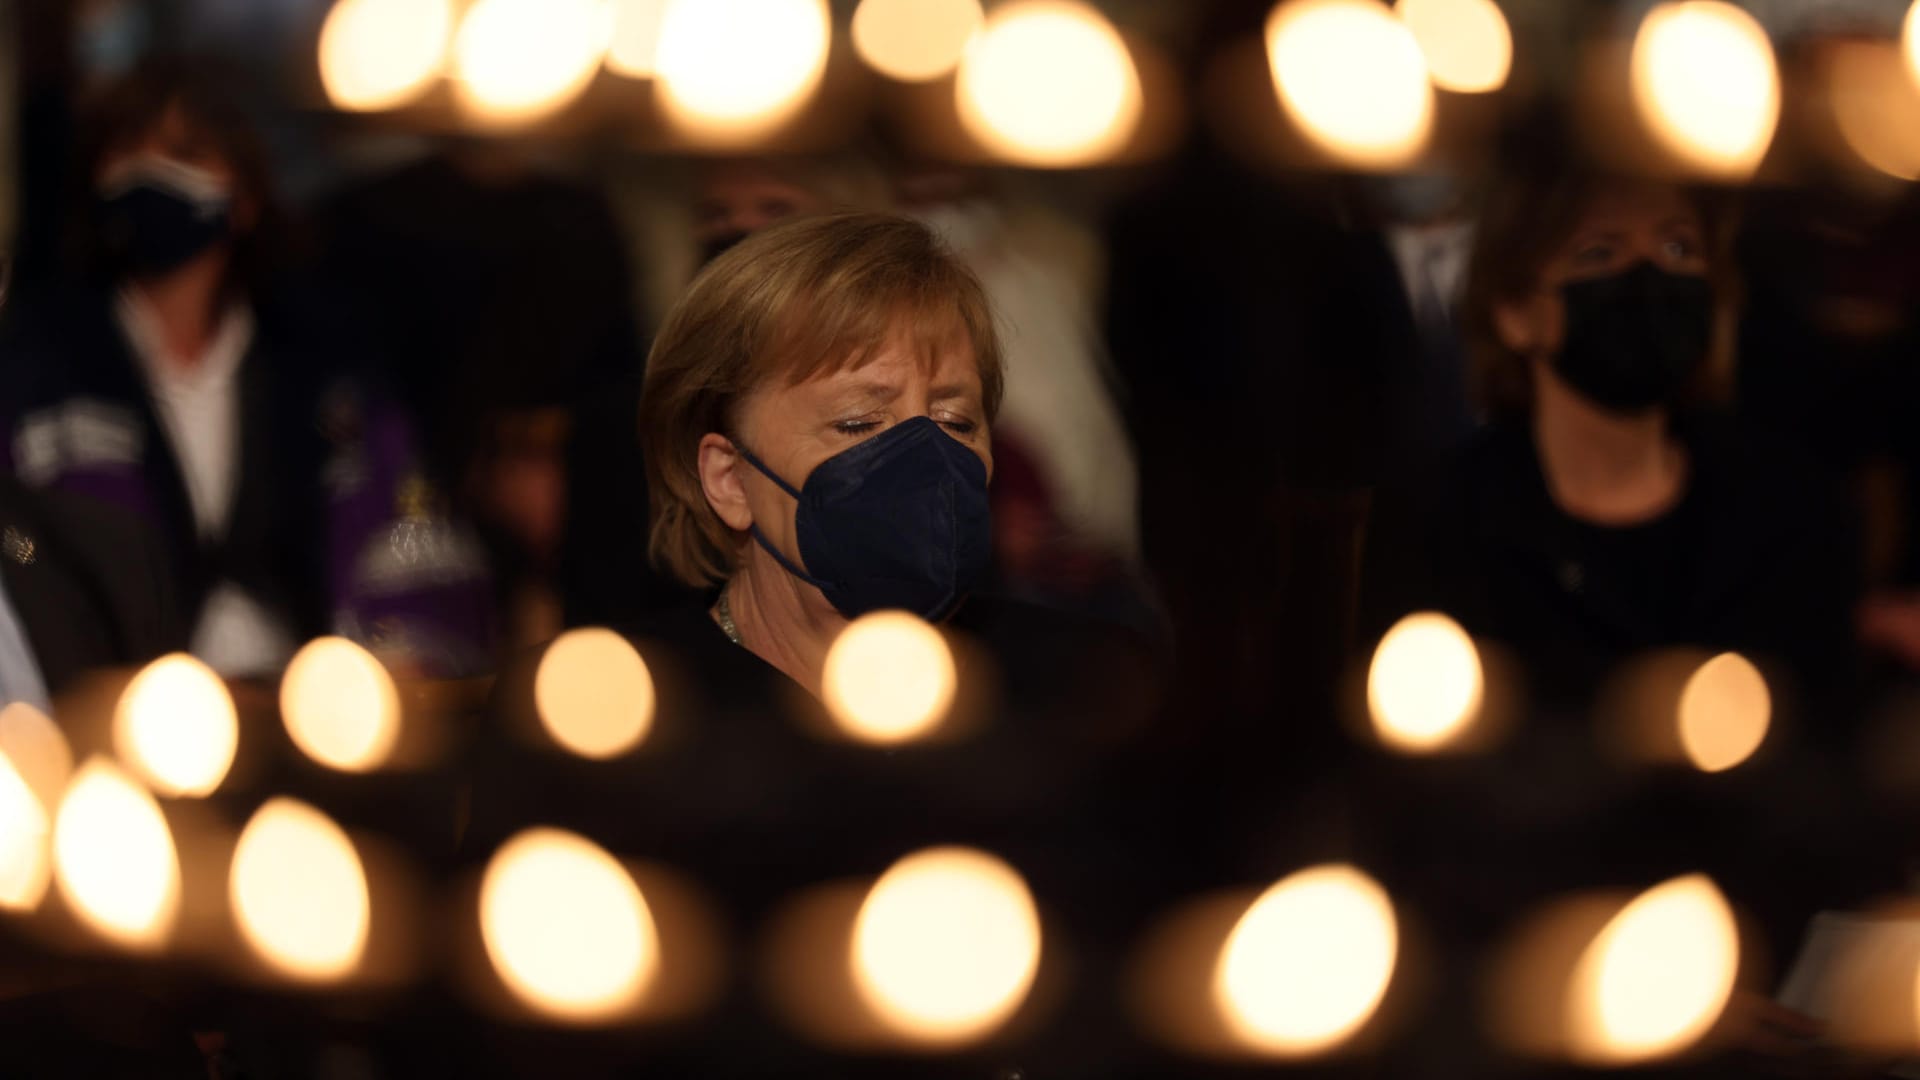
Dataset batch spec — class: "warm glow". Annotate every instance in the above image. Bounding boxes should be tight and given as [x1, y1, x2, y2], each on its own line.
[282, 637, 402, 772]
[821, 612, 958, 746]
[1629, 1, 1780, 178]
[1906, 1, 1920, 92]
[1677, 652, 1769, 773]
[1215, 864, 1399, 1056]
[852, 846, 1042, 1044]
[114, 653, 237, 798]
[1569, 874, 1739, 1064]
[480, 828, 658, 1022]
[1828, 42, 1920, 181]
[955, 0, 1144, 167]
[535, 629, 655, 759]
[0, 703, 72, 808]
[52, 759, 180, 950]
[606, 0, 670, 78]
[655, 0, 832, 139]
[231, 798, 370, 981]
[318, 0, 454, 111]
[1266, 0, 1435, 170]
[452, 0, 610, 125]
[1367, 612, 1483, 752]
[1395, 0, 1511, 93]
[0, 705, 68, 911]
[0, 752, 50, 912]
[853, 0, 983, 82]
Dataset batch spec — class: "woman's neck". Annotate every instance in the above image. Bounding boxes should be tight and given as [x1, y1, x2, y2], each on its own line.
[128, 249, 230, 370]
[720, 551, 848, 697]
[1531, 374, 1687, 526]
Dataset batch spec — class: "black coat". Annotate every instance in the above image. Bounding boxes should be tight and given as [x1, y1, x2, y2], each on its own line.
[1354, 417, 1887, 1060]
[1361, 417, 1860, 732]
[0, 476, 181, 695]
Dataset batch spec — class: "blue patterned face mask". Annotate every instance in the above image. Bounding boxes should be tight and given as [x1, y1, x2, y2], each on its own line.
[736, 416, 992, 621]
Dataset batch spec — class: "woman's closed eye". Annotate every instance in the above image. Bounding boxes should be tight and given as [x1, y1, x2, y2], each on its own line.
[1570, 242, 1617, 270]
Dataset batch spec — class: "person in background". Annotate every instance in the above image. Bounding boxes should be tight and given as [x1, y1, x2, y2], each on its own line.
[1361, 166, 1856, 718]
[1357, 156, 1882, 1074]
[1358, 166, 1481, 464]
[0, 59, 492, 679]
[320, 140, 646, 649]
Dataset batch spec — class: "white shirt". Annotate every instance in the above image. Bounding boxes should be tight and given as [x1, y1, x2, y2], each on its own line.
[115, 289, 296, 677]
[1386, 220, 1476, 329]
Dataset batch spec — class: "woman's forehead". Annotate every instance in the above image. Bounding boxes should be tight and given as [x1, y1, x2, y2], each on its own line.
[798, 331, 982, 395]
[1572, 183, 1697, 233]
[775, 308, 980, 389]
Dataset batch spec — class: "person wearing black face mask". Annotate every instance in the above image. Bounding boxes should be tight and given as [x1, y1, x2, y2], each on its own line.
[1353, 167, 1886, 1073]
[0, 60, 494, 682]
[1363, 174, 1856, 725]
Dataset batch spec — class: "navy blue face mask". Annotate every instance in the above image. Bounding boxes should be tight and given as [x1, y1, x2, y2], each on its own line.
[96, 158, 234, 277]
[735, 416, 992, 621]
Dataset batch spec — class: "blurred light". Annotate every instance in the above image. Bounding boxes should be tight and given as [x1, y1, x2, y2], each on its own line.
[955, 0, 1144, 167]
[480, 828, 658, 1022]
[1827, 41, 1920, 181]
[606, 0, 670, 78]
[52, 758, 180, 950]
[1266, 0, 1434, 170]
[1395, 0, 1511, 94]
[655, 0, 832, 139]
[318, 0, 454, 111]
[1677, 652, 1769, 772]
[1629, 1, 1780, 179]
[1215, 864, 1399, 1057]
[114, 653, 237, 798]
[452, 0, 609, 125]
[282, 637, 401, 773]
[534, 628, 655, 759]
[1569, 874, 1738, 1064]
[231, 798, 370, 982]
[853, 0, 983, 82]
[0, 702, 72, 809]
[821, 612, 958, 746]
[852, 846, 1042, 1045]
[0, 752, 51, 912]
[1367, 612, 1482, 752]
[1907, 1, 1920, 91]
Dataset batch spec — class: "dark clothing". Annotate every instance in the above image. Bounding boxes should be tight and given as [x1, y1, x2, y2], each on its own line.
[0, 287, 494, 675]
[317, 156, 646, 489]
[465, 595, 1181, 1078]
[555, 368, 691, 627]
[1361, 417, 1859, 727]
[1355, 417, 1886, 1076]
[0, 477, 181, 694]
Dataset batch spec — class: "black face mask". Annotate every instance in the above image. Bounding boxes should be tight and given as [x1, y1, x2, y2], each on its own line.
[737, 416, 992, 621]
[96, 159, 233, 277]
[1554, 262, 1714, 414]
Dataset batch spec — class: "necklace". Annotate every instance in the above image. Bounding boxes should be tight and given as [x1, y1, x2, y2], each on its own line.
[714, 585, 743, 646]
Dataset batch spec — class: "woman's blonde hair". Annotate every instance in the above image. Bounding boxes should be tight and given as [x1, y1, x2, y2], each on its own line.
[640, 211, 1004, 588]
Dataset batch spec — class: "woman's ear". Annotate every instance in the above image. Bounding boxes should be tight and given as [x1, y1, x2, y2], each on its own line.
[697, 433, 753, 532]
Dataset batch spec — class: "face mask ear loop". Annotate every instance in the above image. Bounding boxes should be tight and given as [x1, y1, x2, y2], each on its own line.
[731, 437, 831, 591]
